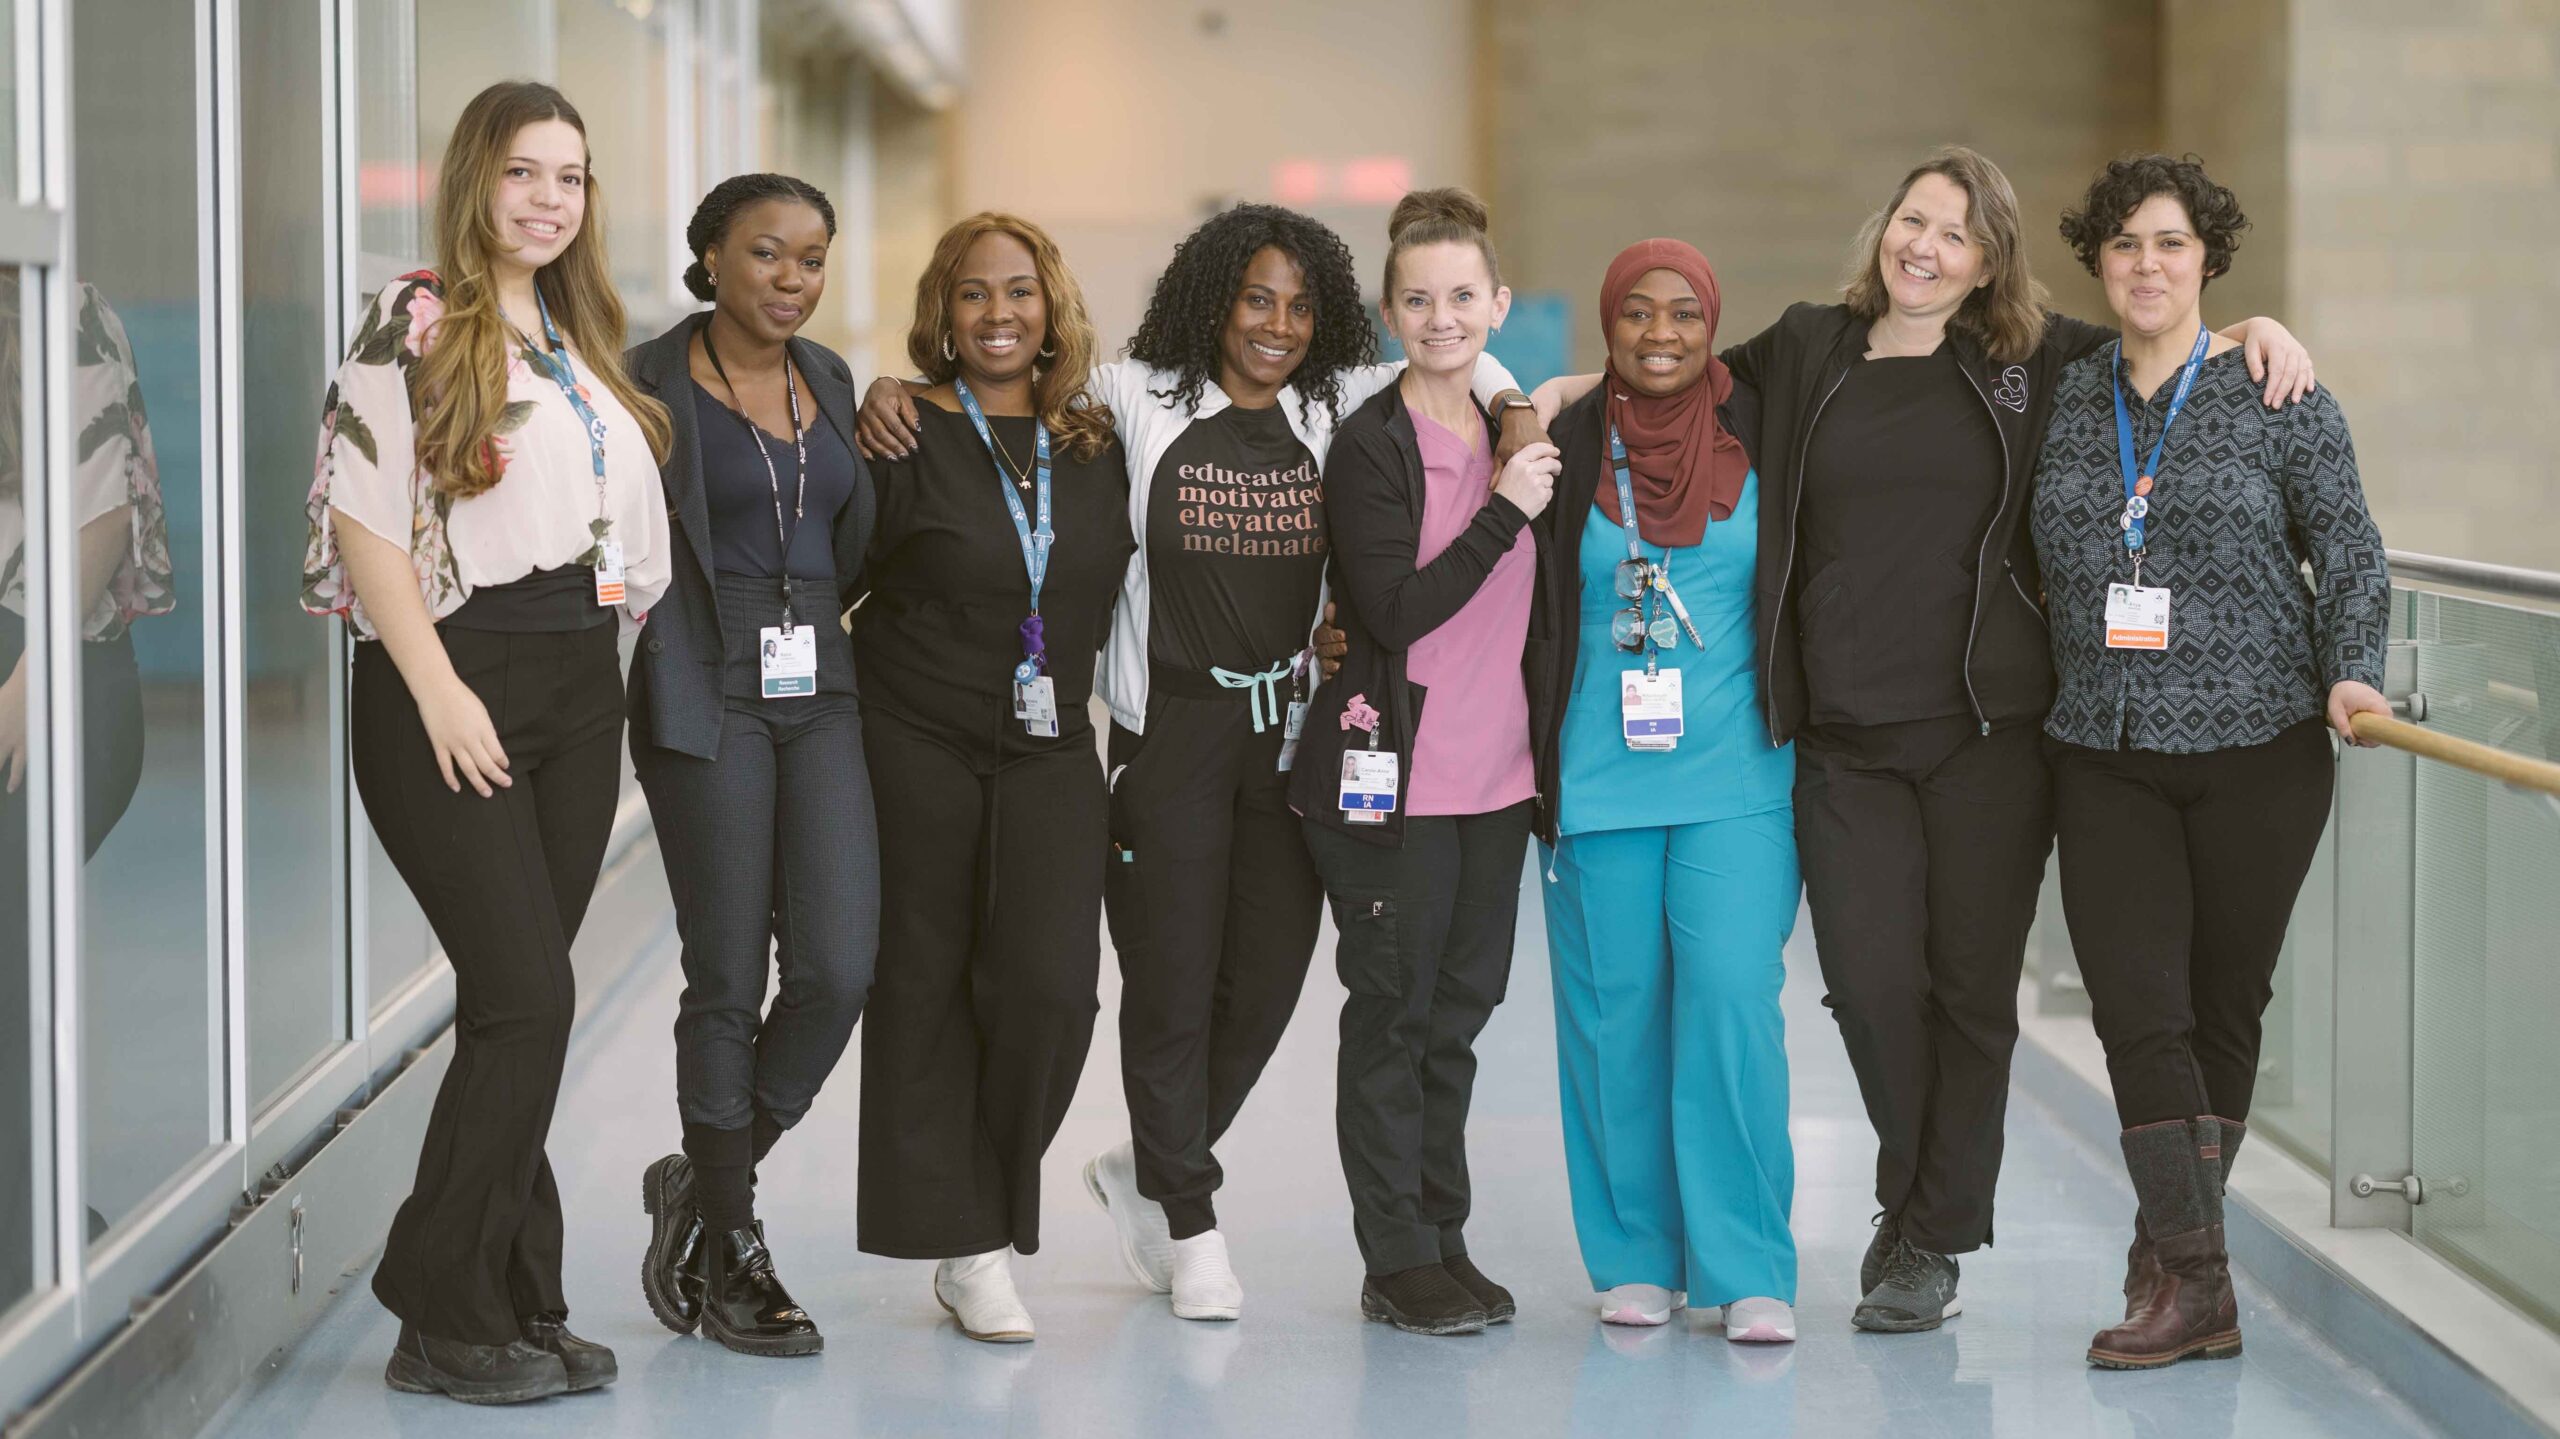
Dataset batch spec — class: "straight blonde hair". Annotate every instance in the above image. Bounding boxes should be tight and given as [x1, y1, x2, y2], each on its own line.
[1841, 145, 2050, 365]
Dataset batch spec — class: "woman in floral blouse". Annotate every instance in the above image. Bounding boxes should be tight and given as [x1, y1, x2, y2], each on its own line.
[300, 80, 670, 1406]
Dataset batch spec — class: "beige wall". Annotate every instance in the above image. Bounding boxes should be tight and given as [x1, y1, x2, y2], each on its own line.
[2160, 0, 2290, 328]
[1481, 0, 2155, 369]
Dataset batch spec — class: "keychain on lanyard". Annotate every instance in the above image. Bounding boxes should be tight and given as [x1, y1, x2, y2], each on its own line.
[702, 324, 810, 628]
[519, 288, 620, 603]
[955, 378, 1057, 734]
[1609, 425, 1700, 750]
[2110, 325, 2209, 587]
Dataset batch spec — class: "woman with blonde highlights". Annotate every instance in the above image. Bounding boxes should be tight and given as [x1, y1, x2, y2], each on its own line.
[301, 79, 666, 1403]
[848, 212, 1132, 1343]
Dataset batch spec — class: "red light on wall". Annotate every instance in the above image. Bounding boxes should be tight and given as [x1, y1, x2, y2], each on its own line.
[1340, 156, 1411, 205]
[1273, 159, 1328, 207]
[359, 161, 426, 208]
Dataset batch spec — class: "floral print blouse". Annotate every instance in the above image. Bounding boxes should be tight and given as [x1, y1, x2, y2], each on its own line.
[300, 270, 669, 638]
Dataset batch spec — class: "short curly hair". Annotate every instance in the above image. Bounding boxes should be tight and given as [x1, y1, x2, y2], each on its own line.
[1126, 203, 1375, 422]
[683, 172, 837, 302]
[2060, 153, 2247, 285]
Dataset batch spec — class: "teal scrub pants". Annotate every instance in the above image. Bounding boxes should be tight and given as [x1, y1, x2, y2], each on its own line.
[1541, 808, 1801, 1305]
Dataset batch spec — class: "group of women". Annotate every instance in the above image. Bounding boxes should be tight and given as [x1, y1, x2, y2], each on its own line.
[299, 77, 2389, 1406]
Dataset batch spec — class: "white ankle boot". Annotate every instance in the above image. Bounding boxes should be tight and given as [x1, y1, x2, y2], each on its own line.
[1083, 1142, 1174, 1293]
[1597, 1283, 1685, 1326]
[934, 1249, 1034, 1343]
[1169, 1230, 1243, 1321]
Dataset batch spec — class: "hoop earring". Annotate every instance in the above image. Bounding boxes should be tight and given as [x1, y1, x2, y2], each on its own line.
[1038, 338, 1057, 360]
[943, 333, 955, 362]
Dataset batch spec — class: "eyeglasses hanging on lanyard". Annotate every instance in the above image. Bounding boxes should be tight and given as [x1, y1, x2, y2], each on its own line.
[2110, 325, 2210, 588]
[955, 377, 1053, 685]
[517, 289, 622, 604]
[1606, 425, 1704, 669]
[702, 324, 809, 628]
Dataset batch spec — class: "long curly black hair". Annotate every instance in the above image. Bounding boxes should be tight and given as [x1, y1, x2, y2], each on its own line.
[1126, 203, 1375, 422]
[684, 172, 837, 302]
[2060, 153, 2248, 286]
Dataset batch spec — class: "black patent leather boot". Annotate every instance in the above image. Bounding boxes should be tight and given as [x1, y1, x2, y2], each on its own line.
[694, 1226, 824, 1357]
[641, 1154, 705, 1333]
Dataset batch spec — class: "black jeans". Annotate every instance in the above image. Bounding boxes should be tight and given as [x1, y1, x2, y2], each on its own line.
[1305, 803, 1530, 1276]
[2049, 718, 2334, 1127]
[355, 624, 622, 1346]
[1104, 689, 1324, 1240]
[1793, 715, 2051, 1256]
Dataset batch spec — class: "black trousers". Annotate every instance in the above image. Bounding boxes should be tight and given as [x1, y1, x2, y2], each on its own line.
[634, 693, 878, 1139]
[1103, 688, 1324, 1239]
[355, 624, 622, 1345]
[2049, 718, 2334, 1127]
[855, 703, 1105, 1258]
[1793, 715, 2051, 1255]
[1304, 803, 1529, 1276]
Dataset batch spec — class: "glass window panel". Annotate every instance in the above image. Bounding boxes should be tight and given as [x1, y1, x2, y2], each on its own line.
[71, 0, 214, 1245]
[242, 0, 342, 1108]
[0, 0, 16, 195]
[0, 261, 41, 1314]
[558, 0, 677, 335]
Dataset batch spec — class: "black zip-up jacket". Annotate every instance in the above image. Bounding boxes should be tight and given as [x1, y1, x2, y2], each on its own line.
[1525, 385, 1762, 847]
[1724, 302, 2112, 746]
[1290, 382, 1548, 846]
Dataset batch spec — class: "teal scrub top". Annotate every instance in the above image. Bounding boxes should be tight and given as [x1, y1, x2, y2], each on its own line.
[1557, 469, 1793, 836]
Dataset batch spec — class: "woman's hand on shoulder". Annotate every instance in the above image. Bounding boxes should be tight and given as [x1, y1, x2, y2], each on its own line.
[2234, 316, 2315, 409]
[1495, 441, 1561, 521]
[856, 377, 927, 461]
[1531, 373, 1601, 429]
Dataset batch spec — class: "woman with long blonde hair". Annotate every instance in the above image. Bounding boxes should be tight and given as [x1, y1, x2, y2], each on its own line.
[301, 79, 668, 1404]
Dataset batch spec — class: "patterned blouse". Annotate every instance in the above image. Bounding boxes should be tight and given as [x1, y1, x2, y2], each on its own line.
[300, 270, 669, 638]
[0, 282, 178, 641]
[2030, 345, 2389, 753]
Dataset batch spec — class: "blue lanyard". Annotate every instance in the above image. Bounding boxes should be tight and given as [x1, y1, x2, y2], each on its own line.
[2109, 325, 2209, 558]
[1609, 425, 1667, 659]
[523, 289, 612, 523]
[955, 377, 1053, 683]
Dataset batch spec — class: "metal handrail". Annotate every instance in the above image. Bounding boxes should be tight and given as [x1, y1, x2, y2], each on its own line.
[2351, 712, 2560, 797]
[2387, 550, 2560, 605]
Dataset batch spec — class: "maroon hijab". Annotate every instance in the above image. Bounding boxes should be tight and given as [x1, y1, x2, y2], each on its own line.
[1597, 239, 1748, 546]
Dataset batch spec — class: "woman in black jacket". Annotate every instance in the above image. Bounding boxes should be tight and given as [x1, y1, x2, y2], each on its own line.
[1290, 189, 1557, 1336]
[627, 174, 877, 1359]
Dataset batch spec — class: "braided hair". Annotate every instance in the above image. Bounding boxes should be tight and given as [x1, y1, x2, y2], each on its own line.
[1126, 203, 1374, 422]
[684, 172, 837, 302]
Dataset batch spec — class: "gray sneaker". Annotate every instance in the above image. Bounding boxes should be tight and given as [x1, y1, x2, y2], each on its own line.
[1859, 1211, 1902, 1296]
[1852, 1239, 1961, 1333]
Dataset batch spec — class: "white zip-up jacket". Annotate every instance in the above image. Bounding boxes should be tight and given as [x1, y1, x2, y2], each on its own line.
[1089, 353, 1520, 734]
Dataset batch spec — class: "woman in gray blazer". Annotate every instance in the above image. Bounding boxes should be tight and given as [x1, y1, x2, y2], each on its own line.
[624, 173, 879, 1359]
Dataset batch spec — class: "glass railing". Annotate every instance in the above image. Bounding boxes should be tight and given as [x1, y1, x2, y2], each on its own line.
[2026, 550, 2560, 1333]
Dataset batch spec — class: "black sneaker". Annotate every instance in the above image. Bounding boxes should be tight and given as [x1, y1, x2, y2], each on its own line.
[640, 1154, 704, 1334]
[1360, 1264, 1488, 1336]
[383, 1323, 568, 1405]
[1441, 1254, 1515, 1325]
[520, 1312, 616, 1391]
[1852, 1238, 1962, 1333]
[1860, 1211, 1902, 1297]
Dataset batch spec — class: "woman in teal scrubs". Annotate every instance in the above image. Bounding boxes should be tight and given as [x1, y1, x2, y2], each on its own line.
[1531, 239, 1801, 1341]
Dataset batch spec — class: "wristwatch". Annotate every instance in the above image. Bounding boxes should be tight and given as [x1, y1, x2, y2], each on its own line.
[1490, 390, 1538, 422]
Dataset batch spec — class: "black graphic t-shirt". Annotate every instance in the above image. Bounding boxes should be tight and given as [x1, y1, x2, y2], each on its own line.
[1145, 402, 1326, 672]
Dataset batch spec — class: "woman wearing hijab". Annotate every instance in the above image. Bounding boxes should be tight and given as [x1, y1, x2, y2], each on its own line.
[1532, 240, 1801, 1342]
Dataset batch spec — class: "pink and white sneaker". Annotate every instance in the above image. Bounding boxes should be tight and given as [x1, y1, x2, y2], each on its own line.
[1723, 1296, 1797, 1343]
[1597, 1283, 1685, 1326]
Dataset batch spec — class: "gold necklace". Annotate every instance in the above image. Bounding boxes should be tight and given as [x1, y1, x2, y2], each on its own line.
[986, 424, 1034, 488]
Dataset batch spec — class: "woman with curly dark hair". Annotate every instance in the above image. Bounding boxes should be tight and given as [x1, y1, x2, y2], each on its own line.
[625, 171, 873, 1359]
[2033, 153, 2387, 1369]
[863, 201, 1541, 1324]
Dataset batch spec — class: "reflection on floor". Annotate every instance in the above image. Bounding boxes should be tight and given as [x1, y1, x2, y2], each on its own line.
[203, 871, 2443, 1438]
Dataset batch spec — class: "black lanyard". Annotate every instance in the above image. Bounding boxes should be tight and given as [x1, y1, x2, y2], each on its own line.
[702, 326, 809, 623]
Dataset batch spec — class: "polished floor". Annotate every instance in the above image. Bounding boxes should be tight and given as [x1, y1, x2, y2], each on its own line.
[204, 865, 2442, 1438]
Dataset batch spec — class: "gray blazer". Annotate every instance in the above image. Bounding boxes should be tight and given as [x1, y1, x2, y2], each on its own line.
[625, 313, 874, 759]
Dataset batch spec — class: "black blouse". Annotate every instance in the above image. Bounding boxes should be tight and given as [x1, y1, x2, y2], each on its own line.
[692, 377, 861, 580]
[853, 403, 1133, 745]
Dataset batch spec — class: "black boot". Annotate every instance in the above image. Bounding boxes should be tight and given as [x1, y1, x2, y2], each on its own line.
[383, 1322, 567, 1405]
[694, 1225, 824, 1357]
[1360, 1264, 1487, 1336]
[2089, 1117, 2241, 1369]
[520, 1312, 617, 1391]
[641, 1153, 706, 1334]
[1441, 1253, 1515, 1325]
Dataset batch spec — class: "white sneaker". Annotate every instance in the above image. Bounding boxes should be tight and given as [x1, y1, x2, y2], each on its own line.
[934, 1249, 1034, 1343]
[1723, 1295, 1797, 1343]
[1083, 1142, 1175, 1294]
[1168, 1230, 1244, 1320]
[1597, 1283, 1686, 1326]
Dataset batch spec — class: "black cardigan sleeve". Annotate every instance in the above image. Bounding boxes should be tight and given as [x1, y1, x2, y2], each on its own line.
[831, 449, 876, 615]
[1328, 422, 1530, 652]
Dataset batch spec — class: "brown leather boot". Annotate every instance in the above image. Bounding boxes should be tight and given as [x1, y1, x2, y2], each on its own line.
[2089, 1223, 2241, 1368]
[2119, 1212, 2162, 1322]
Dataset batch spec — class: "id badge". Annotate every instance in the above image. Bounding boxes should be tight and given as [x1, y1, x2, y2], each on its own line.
[1014, 675, 1060, 737]
[1338, 747, 1398, 823]
[1276, 700, 1308, 772]
[759, 625, 817, 699]
[593, 540, 627, 607]
[2104, 583, 2172, 650]
[1621, 668, 1683, 750]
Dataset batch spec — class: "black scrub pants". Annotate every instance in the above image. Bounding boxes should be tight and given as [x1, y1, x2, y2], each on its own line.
[2048, 718, 2334, 1127]
[354, 622, 622, 1346]
[1792, 714, 2051, 1257]
[855, 701, 1105, 1259]
[1104, 681, 1325, 1240]
[1304, 803, 1529, 1276]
